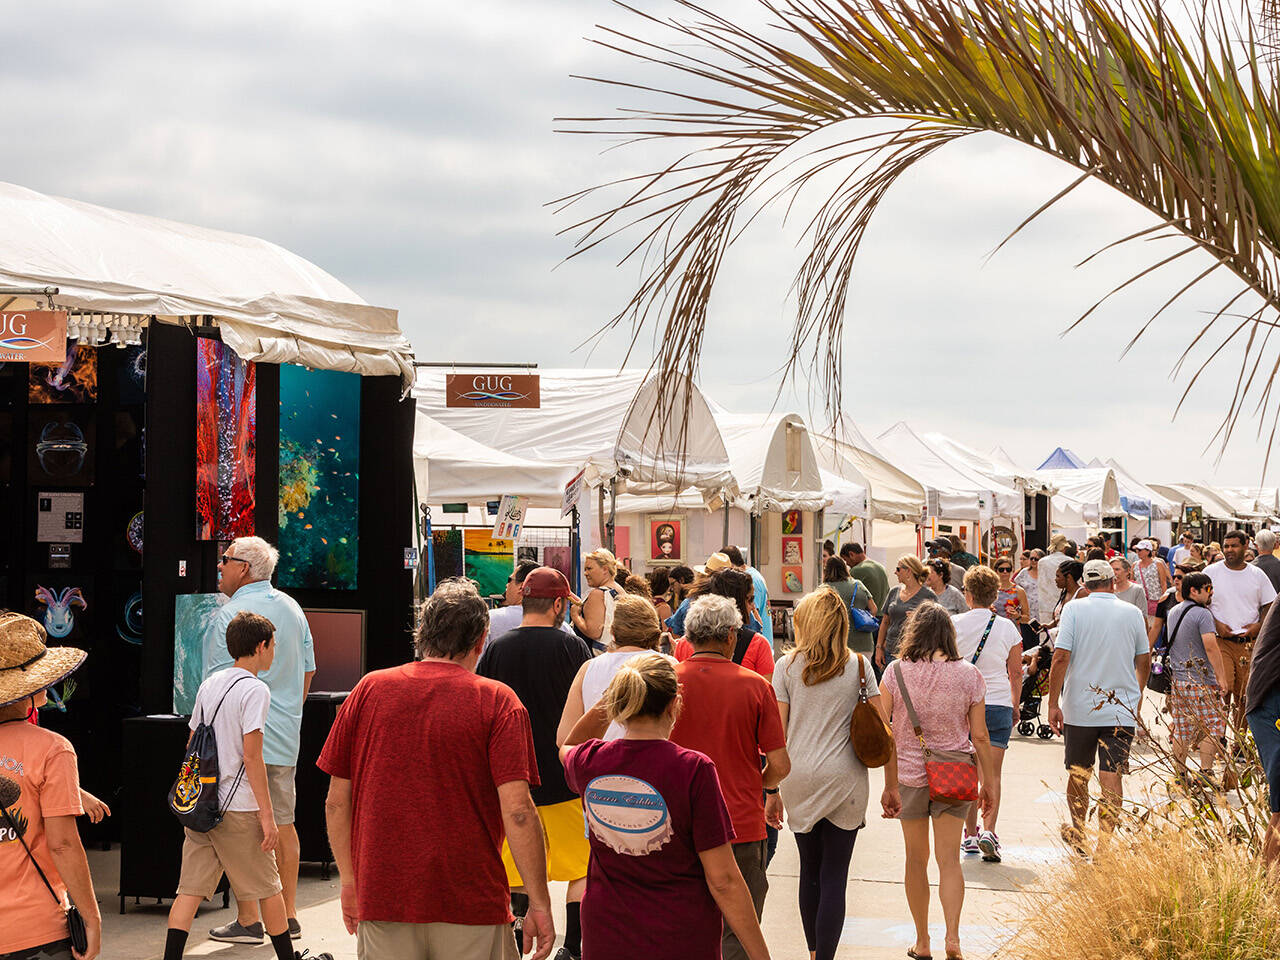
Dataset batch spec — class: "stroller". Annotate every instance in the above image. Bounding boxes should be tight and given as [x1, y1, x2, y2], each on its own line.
[1016, 631, 1055, 740]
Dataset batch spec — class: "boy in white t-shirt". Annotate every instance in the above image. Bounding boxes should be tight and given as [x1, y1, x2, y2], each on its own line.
[952, 565, 1024, 864]
[163, 612, 330, 960]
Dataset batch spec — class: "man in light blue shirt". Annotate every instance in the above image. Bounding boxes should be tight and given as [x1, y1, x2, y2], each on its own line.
[1048, 559, 1151, 853]
[202, 536, 315, 943]
[724, 545, 774, 649]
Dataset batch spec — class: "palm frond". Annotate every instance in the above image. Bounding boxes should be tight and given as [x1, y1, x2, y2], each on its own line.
[559, 0, 1280, 465]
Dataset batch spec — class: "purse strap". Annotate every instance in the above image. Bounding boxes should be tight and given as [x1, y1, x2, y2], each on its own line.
[970, 614, 996, 665]
[855, 653, 869, 703]
[1, 805, 64, 908]
[892, 661, 931, 755]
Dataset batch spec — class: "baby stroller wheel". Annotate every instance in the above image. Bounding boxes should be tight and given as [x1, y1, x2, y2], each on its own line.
[1037, 724, 1054, 740]
[1017, 720, 1035, 738]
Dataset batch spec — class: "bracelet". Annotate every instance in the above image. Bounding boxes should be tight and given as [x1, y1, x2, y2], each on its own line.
[764, 787, 779, 795]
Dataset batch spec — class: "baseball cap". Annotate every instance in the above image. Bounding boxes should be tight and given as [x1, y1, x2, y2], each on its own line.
[1135, 539, 1155, 552]
[1082, 559, 1115, 585]
[521, 567, 572, 599]
[925, 539, 951, 555]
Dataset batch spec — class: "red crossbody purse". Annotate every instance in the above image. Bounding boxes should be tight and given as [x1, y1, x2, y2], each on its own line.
[893, 661, 979, 803]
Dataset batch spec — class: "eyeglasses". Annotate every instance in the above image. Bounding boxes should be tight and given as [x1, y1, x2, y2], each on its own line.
[220, 554, 249, 565]
[996, 566, 1012, 572]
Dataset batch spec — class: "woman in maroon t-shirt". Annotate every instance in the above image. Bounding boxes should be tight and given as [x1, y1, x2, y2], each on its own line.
[560, 653, 772, 960]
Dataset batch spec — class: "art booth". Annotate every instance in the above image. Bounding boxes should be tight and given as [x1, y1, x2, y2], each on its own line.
[0, 182, 415, 893]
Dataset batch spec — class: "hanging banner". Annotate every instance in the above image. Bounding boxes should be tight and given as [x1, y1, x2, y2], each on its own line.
[1, 311, 67, 363]
[445, 373, 540, 409]
[493, 494, 528, 540]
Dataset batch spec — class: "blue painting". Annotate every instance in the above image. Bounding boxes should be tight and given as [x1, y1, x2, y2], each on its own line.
[278, 365, 360, 590]
[173, 593, 226, 714]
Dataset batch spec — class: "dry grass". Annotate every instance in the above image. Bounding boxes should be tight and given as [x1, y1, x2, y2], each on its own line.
[1008, 827, 1280, 960]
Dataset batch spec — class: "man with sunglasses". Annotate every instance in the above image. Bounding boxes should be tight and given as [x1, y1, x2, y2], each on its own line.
[203, 536, 316, 946]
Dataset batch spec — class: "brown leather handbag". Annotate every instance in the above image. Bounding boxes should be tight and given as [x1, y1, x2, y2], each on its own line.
[850, 653, 892, 768]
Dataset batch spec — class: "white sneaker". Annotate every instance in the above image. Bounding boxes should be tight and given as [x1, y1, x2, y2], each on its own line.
[961, 833, 981, 855]
[978, 830, 1002, 862]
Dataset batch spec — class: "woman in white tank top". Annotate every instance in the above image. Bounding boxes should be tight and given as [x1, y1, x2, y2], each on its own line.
[569, 549, 623, 655]
[558, 593, 677, 743]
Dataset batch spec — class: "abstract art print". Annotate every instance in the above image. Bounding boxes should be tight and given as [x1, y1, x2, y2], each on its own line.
[278, 364, 360, 590]
[463, 531, 514, 598]
[431, 529, 464, 583]
[29, 342, 98, 403]
[173, 592, 227, 714]
[782, 510, 802, 535]
[195, 338, 255, 541]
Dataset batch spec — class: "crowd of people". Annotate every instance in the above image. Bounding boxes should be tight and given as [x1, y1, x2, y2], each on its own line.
[8, 526, 1280, 960]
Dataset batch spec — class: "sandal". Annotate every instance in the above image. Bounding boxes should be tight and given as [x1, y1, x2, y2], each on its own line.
[907, 951, 933, 960]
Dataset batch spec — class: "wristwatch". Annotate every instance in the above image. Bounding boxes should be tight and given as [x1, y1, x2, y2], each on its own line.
[764, 787, 779, 795]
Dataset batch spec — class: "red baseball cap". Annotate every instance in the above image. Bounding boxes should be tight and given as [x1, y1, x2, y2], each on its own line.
[521, 567, 572, 599]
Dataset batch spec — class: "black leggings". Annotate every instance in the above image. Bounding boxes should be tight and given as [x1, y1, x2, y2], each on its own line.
[794, 818, 860, 960]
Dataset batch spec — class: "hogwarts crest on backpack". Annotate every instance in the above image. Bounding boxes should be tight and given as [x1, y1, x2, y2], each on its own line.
[169, 675, 249, 832]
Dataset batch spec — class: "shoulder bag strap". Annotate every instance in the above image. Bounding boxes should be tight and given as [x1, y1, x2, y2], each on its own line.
[970, 614, 997, 665]
[850, 580, 860, 609]
[892, 661, 930, 755]
[1, 807, 64, 908]
[1164, 605, 1194, 662]
[855, 653, 868, 703]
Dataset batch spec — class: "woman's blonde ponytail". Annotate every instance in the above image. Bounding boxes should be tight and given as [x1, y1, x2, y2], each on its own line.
[600, 652, 678, 724]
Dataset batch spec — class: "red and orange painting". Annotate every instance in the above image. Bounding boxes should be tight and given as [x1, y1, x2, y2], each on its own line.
[195, 338, 256, 540]
[29, 342, 98, 403]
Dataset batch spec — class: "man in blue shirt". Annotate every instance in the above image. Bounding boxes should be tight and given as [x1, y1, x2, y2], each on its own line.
[203, 537, 315, 944]
[724, 545, 773, 649]
[1048, 559, 1150, 855]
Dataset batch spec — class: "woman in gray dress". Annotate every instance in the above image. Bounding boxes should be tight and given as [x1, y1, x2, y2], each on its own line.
[876, 555, 937, 669]
[771, 587, 881, 960]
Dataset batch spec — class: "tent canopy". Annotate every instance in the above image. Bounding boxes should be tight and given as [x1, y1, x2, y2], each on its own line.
[924, 433, 1054, 496]
[1090, 458, 1175, 521]
[708, 407, 829, 513]
[813, 415, 925, 522]
[876, 422, 1022, 520]
[1039, 447, 1088, 470]
[0, 181, 413, 382]
[1036, 467, 1123, 526]
[1149, 482, 1243, 523]
[413, 369, 736, 500]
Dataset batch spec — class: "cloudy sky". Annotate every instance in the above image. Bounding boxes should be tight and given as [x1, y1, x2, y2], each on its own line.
[12, 0, 1277, 485]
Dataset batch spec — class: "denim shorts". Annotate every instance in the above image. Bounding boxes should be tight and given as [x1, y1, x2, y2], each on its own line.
[985, 704, 1014, 750]
[1247, 686, 1280, 814]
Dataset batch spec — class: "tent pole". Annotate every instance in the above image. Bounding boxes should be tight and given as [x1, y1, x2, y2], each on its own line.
[722, 500, 730, 547]
[607, 477, 617, 554]
[571, 506, 582, 597]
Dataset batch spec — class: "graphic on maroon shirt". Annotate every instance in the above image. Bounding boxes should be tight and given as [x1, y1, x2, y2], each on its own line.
[582, 774, 673, 855]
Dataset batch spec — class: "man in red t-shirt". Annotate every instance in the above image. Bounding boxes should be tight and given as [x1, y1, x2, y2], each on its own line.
[670, 595, 789, 960]
[318, 579, 556, 960]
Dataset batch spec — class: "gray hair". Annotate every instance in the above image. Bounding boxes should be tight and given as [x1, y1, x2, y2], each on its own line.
[230, 536, 279, 581]
[685, 594, 742, 647]
[1258, 530, 1277, 553]
[415, 578, 489, 659]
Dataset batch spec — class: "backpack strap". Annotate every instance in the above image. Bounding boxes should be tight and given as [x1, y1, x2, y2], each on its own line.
[205, 674, 252, 725]
[732, 626, 754, 665]
[970, 614, 997, 665]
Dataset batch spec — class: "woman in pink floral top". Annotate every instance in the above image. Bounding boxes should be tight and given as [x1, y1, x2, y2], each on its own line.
[877, 602, 995, 960]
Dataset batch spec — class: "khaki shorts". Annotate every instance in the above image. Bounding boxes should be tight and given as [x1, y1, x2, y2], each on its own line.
[356, 920, 517, 960]
[266, 764, 296, 826]
[1217, 638, 1252, 701]
[177, 811, 281, 900]
[898, 784, 970, 821]
[501, 798, 590, 885]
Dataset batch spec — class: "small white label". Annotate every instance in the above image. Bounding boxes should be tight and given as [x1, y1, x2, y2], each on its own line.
[178, 560, 187, 577]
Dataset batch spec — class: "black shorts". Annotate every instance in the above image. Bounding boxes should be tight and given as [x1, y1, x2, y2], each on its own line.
[1063, 724, 1135, 774]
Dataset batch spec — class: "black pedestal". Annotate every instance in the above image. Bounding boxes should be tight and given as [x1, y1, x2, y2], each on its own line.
[296, 691, 348, 874]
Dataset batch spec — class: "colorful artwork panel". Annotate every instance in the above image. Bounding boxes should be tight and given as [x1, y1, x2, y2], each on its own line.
[30, 580, 90, 643]
[542, 546, 572, 582]
[463, 531, 514, 598]
[781, 566, 804, 594]
[29, 342, 98, 403]
[195, 338, 256, 541]
[649, 517, 683, 562]
[173, 593, 227, 714]
[431, 529, 464, 583]
[782, 510, 802, 535]
[278, 364, 360, 590]
[781, 536, 803, 566]
[28, 409, 94, 486]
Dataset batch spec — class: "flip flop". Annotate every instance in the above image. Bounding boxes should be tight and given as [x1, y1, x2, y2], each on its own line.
[907, 951, 933, 960]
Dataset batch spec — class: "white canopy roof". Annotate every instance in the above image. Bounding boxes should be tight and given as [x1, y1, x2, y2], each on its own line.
[708, 407, 830, 513]
[0, 181, 413, 382]
[876, 422, 1022, 520]
[1036, 467, 1123, 526]
[1148, 482, 1242, 522]
[413, 413, 578, 508]
[814, 415, 925, 523]
[1217, 486, 1277, 521]
[413, 369, 736, 499]
[1097, 458, 1176, 521]
[923, 433, 1054, 496]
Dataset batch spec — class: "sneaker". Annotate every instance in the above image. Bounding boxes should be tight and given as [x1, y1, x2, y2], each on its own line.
[978, 830, 1002, 862]
[208, 921, 264, 944]
[287, 918, 302, 940]
[553, 949, 581, 960]
[961, 833, 980, 855]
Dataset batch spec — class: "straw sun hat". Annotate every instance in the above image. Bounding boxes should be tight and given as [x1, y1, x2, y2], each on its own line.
[0, 612, 87, 708]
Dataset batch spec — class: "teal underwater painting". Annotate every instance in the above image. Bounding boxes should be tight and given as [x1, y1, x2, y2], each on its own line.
[278, 365, 360, 590]
[173, 592, 226, 714]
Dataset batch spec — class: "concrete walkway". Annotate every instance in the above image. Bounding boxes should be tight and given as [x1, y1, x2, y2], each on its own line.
[90, 730, 1074, 960]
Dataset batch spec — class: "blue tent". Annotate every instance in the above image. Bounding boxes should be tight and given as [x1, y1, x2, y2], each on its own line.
[1038, 447, 1087, 470]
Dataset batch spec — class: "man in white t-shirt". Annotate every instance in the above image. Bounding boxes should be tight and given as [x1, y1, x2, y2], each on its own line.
[1037, 534, 1071, 627]
[1206, 529, 1277, 726]
[1169, 531, 1195, 569]
[952, 565, 1023, 864]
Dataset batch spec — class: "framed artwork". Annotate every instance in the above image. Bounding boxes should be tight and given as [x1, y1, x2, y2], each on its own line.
[781, 536, 803, 566]
[28, 409, 94, 486]
[195, 338, 256, 541]
[303, 608, 366, 692]
[173, 593, 227, 714]
[782, 510, 802, 535]
[29, 343, 98, 403]
[463, 531, 514, 598]
[649, 516, 684, 563]
[278, 364, 361, 590]
[30, 580, 90, 643]
[543, 546, 572, 581]
[116, 343, 147, 404]
[517, 546, 539, 564]
[781, 566, 804, 593]
[431, 529, 464, 584]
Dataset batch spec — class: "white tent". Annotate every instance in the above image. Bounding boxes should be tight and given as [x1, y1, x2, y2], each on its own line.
[0, 181, 413, 382]
[1149, 482, 1242, 523]
[925, 433, 1054, 498]
[708, 408, 830, 513]
[876, 422, 1022, 520]
[1035, 467, 1123, 526]
[1095, 458, 1176, 522]
[1218, 487, 1278, 522]
[413, 369, 737, 501]
[814, 415, 925, 523]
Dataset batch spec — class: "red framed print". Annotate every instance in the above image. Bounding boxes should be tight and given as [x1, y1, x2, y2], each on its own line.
[782, 566, 804, 593]
[781, 536, 803, 566]
[649, 516, 683, 563]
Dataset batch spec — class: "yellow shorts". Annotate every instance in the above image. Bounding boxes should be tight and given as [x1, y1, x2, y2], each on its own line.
[501, 798, 590, 885]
